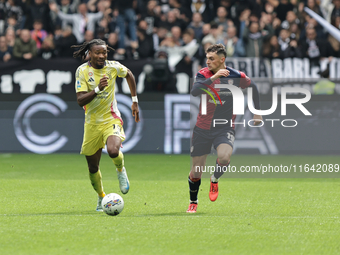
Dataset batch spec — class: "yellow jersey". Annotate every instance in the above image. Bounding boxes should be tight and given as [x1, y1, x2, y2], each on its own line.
[75, 60, 128, 125]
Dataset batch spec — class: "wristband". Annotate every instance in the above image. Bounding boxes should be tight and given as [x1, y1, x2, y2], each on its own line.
[94, 86, 100, 94]
[132, 96, 138, 103]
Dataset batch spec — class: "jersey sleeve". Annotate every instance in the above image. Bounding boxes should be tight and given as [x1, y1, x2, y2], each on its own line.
[75, 67, 88, 93]
[116, 62, 128, 78]
[191, 72, 213, 96]
[239, 71, 251, 89]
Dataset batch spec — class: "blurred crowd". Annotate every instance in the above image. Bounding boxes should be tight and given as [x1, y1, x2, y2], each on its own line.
[0, 0, 339, 70]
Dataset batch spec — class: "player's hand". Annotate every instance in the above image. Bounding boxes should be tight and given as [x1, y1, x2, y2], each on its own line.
[211, 69, 230, 81]
[131, 102, 140, 122]
[98, 75, 108, 91]
[252, 114, 263, 126]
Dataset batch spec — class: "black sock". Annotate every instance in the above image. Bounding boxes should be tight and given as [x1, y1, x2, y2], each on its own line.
[188, 177, 201, 202]
[213, 159, 230, 180]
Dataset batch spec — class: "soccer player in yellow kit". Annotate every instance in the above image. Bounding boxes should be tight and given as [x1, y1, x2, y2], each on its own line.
[72, 39, 140, 211]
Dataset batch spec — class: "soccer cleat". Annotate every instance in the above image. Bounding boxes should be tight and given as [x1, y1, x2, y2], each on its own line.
[209, 179, 219, 202]
[117, 167, 130, 194]
[96, 196, 104, 212]
[186, 203, 198, 213]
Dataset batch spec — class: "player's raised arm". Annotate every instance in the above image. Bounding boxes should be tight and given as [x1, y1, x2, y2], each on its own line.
[76, 76, 108, 107]
[125, 69, 140, 122]
[191, 69, 230, 97]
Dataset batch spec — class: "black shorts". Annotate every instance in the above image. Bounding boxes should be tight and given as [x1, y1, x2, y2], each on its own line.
[191, 126, 235, 157]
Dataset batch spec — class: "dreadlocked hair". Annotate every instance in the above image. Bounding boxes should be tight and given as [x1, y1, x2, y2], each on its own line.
[71, 39, 115, 61]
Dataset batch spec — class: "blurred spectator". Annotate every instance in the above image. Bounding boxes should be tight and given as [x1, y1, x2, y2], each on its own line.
[13, 29, 37, 60]
[300, 27, 333, 67]
[160, 9, 184, 31]
[278, 29, 291, 52]
[27, 0, 53, 33]
[187, 12, 204, 41]
[314, 67, 335, 95]
[113, 0, 139, 60]
[278, 29, 302, 58]
[262, 35, 280, 59]
[201, 22, 223, 46]
[139, 0, 162, 35]
[49, 2, 103, 43]
[199, 37, 214, 68]
[243, 21, 273, 57]
[4, 0, 25, 30]
[107, 32, 119, 59]
[0, 35, 12, 62]
[175, 28, 199, 77]
[272, 17, 282, 36]
[5, 27, 15, 48]
[281, 11, 301, 39]
[305, 0, 324, 18]
[137, 28, 154, 59]
[54, 26, 77, 57]
[224, 26, 245, 57]
[84, 30, 94, 43]
[144, 50, 177, 92]
[153, 26, 168, 52]
[0, 0, 5, 35]
[59, 0, 78, 14]
[299, 16, 325, 44]
[52, 0, 79, 29]
[219, 0, 234, 19]
[38, 37, 56, 59]
[5, 14, 20, 33]
[329, 16, 340, 57]
[31, 19, 47, 49]
[320, 0, 333, 23]
[188, 0, 214, 23]
[237, 8, 251, 51]
[171, 26, 183, 46]
[160, 32, 176, 48]
[270, 0, 294, 22]
[201, 23, 211, 40]
[331, 0, 340, 22]
[214, 6, 233, 34]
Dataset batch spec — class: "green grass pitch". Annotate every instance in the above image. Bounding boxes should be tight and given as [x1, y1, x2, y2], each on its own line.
[1, 153, 340, 255]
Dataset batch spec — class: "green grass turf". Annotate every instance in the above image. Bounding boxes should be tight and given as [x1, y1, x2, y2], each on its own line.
[1, 154, 340, 255]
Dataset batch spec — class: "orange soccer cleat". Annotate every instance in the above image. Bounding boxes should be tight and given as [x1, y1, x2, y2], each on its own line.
[186, 203, 198, 213]
[209, 180, 219, 202]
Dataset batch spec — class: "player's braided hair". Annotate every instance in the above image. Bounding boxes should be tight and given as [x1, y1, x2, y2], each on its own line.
[206, 43, 227, 58]
[71, 39, 115, 60]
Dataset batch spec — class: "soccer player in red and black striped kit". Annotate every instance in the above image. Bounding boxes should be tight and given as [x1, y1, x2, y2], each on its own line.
[187, 44, 262, 213]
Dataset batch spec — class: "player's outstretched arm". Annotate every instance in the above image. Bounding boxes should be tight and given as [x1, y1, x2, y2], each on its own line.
[125, 69, 140, 122]
[76, 76, 108, 107]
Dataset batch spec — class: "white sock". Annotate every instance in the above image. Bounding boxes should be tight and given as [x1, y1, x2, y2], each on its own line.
[211, 175, 219, 183]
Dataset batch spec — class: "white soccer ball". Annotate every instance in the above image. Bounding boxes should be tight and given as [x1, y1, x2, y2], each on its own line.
[101, 193, 124, 216]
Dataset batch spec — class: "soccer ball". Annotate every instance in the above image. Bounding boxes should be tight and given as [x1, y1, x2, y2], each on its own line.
[101, 193, 124, 216]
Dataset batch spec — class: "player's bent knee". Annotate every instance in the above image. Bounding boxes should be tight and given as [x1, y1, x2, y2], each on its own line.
[218, 154, 231, 165]
[88, 164, 99, 173]
[107, 149, 119, 159]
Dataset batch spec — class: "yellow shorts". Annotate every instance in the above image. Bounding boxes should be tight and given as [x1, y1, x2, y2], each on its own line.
[80, 120, 126, 156]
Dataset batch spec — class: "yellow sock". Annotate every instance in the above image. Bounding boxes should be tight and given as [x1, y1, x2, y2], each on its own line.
[112, 151, 124, 171]
[89, 170, 105, 197]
